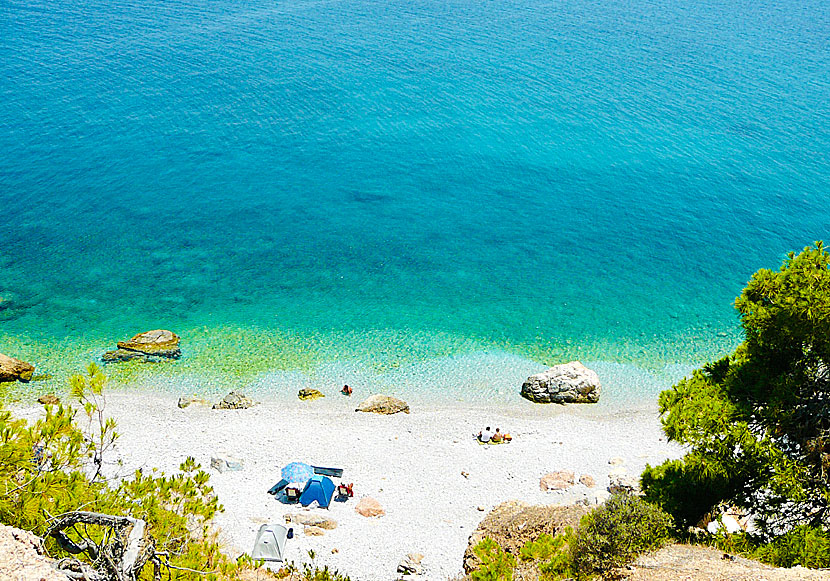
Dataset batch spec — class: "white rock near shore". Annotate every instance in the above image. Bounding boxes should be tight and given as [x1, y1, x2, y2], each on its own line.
[521, 361, 601, 403]
[11, 393, 680, 580]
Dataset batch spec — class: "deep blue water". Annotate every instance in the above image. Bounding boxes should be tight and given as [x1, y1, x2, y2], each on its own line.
[0, 0, 828, 401]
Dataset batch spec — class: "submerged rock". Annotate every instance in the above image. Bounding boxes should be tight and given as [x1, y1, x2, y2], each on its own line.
[37, 394, 60, 405]
[213, 391, 254, 410]
[520, 361, 600, 403]
[0, 353, 35, 383]
[355, 394, 410, 415]
[103, 329, 181, 363]
[298, 388, 325, 401]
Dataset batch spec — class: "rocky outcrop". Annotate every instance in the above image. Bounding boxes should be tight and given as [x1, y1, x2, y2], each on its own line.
[579, 474, 596, 488]
[520, 361, 600, 403]
[0, 524, 68, 581]
[355, 497, 385, 517]
[0, 353, 35, 383]
[608, 474, 640, 495]
[464, 501, 589, 574]
[213, 391, 255, 410]
[397, 553, 425, 575]
[355, 394, 410, 415]
[298, 388, 325, 401]
[540, 471, 575, 491]
[103, 330, 181, 363]
[38, 394, 60, 405]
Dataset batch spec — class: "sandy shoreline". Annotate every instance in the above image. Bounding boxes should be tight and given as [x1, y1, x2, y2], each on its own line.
[13, 392, 683, 580]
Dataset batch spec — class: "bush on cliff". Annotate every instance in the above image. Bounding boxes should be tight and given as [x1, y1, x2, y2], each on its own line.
[642, 242, 830, 565]
[0, 364, 241, 579]
[471, 494, 672, 580]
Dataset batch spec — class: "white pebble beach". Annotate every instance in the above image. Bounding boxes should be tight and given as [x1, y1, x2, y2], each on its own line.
[14, 392, 683, 580]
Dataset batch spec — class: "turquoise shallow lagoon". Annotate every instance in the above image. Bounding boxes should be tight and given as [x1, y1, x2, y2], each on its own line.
[0, 0, 827, 403]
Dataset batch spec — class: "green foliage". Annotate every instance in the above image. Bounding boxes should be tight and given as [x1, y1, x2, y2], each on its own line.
[713, 526, 830, 569]
[471, 538, 517, 581]
[570, 494, 673, 576]
[646, 242, 830, 534]
[0, 368, 251, 580]
[519, 531, 577, 580]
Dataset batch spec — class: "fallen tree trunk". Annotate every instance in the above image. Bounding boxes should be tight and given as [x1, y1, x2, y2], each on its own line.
[46, 511, 155, 581]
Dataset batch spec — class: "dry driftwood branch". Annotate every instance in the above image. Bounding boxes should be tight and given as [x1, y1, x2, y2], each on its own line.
[47, 511, 155, 581]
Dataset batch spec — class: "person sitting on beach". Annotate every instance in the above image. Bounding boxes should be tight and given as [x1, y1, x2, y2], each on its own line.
[478, 426, 494, 443]
[341, 384, 353, 396]
[491, 428, 503, 443]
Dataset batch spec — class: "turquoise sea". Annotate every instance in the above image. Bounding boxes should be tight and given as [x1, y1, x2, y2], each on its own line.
[0, 0, 827, 404]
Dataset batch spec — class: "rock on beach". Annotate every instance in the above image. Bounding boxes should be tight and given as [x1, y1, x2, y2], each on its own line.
[520, 361, 600, 403]
[103, 329, 181, 363]
[355, 394, 410, 415]
[0, 352, 35, 383]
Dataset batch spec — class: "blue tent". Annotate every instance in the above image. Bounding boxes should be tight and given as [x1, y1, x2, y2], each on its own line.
[299, 475, 335, 509]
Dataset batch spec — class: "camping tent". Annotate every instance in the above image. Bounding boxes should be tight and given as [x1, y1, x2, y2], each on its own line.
[299, 475, 335, 508]
[251, 523, 288, 561]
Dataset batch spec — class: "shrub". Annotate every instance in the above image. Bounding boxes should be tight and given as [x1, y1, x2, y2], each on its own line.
[570, 494, 673, 575]
[715, 526, 830, 569]
[641, 458, 736, 529]
[471, 537, 516, 581]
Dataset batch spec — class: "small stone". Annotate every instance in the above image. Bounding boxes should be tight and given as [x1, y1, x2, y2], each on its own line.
[178, 396, 210, 409]
[579, 474, 596, 488]
[608, 457, 625, 466]
[355, 497, 385, 517]
[298, 388, 325, 401]
[397, 553, 425, 575]
[37, 394, 59, 405]
[304, 525, 326, 536]
[477, 506, 485, 512]
[285, 514, 337, 529]
[210, 455, 243, 473]
[213, 391, 254, 410]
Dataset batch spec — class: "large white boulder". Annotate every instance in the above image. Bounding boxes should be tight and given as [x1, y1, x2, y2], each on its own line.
[520, 361, 600, 403]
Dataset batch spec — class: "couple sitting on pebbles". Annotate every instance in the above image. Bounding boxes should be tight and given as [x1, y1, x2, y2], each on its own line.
[476, 426, 512, 444]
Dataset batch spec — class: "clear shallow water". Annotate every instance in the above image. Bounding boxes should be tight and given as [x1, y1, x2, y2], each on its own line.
[0, 0, 827, 401]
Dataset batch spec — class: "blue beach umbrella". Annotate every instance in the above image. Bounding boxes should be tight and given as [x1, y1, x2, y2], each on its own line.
[281, 462, 314, 484]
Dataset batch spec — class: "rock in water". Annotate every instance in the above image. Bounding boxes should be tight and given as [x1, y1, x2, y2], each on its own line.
[37, 394, 60, 405]
[298, 388, 325, 401]
[0, 353, 35, 383]
[103, 329, 181, 363]
[118, 329, 181, 356]
[355, 497, 385, 517]
[355, 394, 410, 415]
[213, 391, 254, 409]
[520, 361, 600, 403]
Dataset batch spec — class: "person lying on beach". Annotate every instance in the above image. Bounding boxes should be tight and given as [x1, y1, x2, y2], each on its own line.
[341, 384, 353, 396]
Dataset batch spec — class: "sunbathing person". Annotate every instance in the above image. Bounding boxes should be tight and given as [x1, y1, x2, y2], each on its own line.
[491, 428, 503, 443]
[478, 426, 494, 443]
